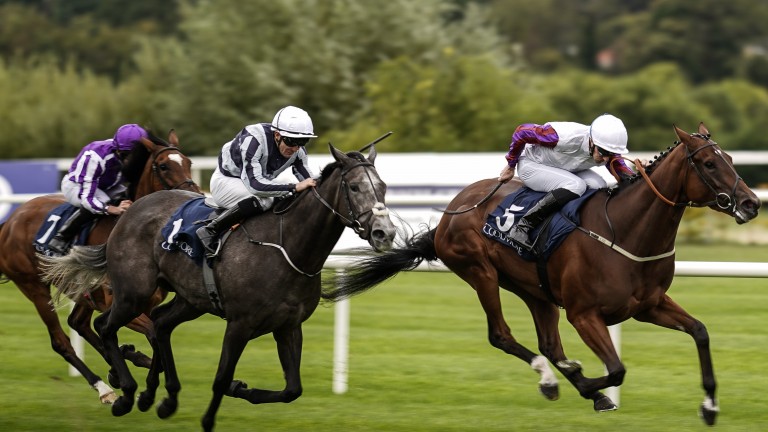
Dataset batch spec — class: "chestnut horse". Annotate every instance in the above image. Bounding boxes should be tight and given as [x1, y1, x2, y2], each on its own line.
[0, 130, 202, 403]
[321, 124, 760, 426]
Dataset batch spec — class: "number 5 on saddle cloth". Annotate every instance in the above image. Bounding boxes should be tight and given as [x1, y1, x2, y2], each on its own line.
[483, 187, 598, 260]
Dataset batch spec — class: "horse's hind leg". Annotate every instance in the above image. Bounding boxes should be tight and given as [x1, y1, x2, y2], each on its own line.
[466, 274, 551, 398]
[634, 294, 718, 426]
[139, 296, 202, 418]
[94, 305, 142, 417]
[18, 280, 115, 404]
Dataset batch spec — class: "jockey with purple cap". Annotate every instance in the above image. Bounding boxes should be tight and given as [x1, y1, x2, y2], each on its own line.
[47, 124, 147, 254]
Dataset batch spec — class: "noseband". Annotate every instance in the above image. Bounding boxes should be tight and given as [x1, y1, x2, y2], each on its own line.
[311, 161, 388, 238]
[633, 133, 741, 212]
[151, 146, 196, 190]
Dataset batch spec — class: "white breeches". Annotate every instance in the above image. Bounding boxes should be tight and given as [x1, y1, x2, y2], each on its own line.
[209, 168, 274, 209]
[517, 159, 609, 196]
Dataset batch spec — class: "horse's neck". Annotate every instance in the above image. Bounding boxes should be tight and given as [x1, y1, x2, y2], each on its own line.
[595, 150, 689, 251]
[287, 173, 348, 266]
[133, 162, 158, 200]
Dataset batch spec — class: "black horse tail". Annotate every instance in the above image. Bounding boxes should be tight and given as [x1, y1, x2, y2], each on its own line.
[38, 244, 108, 307]
[322, 228, 439, 302]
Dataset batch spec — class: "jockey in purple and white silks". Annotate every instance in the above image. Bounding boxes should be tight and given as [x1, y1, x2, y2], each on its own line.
[498, 114, 635, 250]
[196, 106, 319, 255]
[47, 124, 147, 254]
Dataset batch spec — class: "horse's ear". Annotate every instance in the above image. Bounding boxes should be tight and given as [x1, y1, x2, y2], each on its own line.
[168, 129, 179, 147]
[673, 124, 689, 142]
[329, 142, 348, 163]
[138, 136, 157, 152]
[698, 122, 710, 137]
[367, 145, 377, 164]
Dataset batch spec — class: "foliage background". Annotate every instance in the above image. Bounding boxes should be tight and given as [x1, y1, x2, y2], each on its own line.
[2, 1, 768, 166]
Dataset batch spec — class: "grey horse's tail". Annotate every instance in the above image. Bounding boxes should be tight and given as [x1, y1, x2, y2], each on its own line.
[321, 228, 439, 302]
[39, 244, 108, 307]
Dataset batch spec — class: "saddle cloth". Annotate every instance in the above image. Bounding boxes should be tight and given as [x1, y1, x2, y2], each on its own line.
[160, 197, 219, 265]
[483, 188, 598, 261]
[34, 203, 93, 257]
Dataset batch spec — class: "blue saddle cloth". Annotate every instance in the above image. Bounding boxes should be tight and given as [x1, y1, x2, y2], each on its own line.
[160, 197, 217, 265]
[34, 204, 92, 257]
[483, 188, 598, 261]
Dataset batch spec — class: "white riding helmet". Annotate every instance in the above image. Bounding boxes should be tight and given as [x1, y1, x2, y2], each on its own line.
[590, 114, 628, 155]
[271, 106, 317, 138]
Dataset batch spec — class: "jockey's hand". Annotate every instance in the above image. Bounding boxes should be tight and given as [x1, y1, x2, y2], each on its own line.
[498, 165, 515, 183]
[295, 178, 317, 192]
[107, 200, 132, 216]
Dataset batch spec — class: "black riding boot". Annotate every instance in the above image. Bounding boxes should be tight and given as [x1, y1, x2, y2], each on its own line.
[196, 197, 264, 255]
[47, 209, 97, 254]
[509, 188, 579, 250]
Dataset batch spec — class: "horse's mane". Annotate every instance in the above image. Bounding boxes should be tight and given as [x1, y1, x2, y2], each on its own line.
[612, 141, 682, 192]
[121, 130, 171, 200]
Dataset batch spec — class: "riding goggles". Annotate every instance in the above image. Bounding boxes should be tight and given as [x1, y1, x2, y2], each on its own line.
[282, 136, 310, 147]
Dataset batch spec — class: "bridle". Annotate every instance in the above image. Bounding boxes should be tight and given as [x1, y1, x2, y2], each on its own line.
[311, 160, 388, 238]
[151, 146, 197, 190]
[631, 133, 741, 212]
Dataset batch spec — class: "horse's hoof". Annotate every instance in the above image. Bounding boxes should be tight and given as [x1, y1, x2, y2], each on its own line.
[539, 383, 559, 401]
[225, 380, 248, 397]
[99, 390, 117, 405]
[699, 403, 718, 426]
[119, 344, 136, 355]
[157, 398, 178, 419]
[111, 396, 133, 417]
[137, 391, 155, 412]
[593, 395, 618, 412]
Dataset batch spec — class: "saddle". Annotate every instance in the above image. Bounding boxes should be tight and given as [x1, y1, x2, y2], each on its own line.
[34, 204, 95, 257]
[160, 196, 223, 265]
[483, 188, 597, 261]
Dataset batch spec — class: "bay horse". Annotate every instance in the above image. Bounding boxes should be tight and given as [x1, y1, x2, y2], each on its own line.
[0, 130, 202, 403]
[42, 143, 396, 432]
[321, 124, 760, 426]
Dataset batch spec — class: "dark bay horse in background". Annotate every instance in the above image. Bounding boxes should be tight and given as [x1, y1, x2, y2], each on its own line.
[321, 124, 760, 426]
[43, 143, 396, 431]
[0, 130, 201, 403]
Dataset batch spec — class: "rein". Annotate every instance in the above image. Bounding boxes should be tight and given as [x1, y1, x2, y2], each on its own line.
[440, 181, 503, 215]
[152, 146, 196, 190]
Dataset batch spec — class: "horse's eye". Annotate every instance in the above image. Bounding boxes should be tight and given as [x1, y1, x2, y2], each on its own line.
[704, 161, 715, 169]
[158, 164, 169, 171]
[350, 184, 360, 192]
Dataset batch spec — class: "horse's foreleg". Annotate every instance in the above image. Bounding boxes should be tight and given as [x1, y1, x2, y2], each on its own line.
[224, 325, 304, 405]
[565, 311, 625, 412]
[203, 321, 250, 432]
[634, 294, 718, 426]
